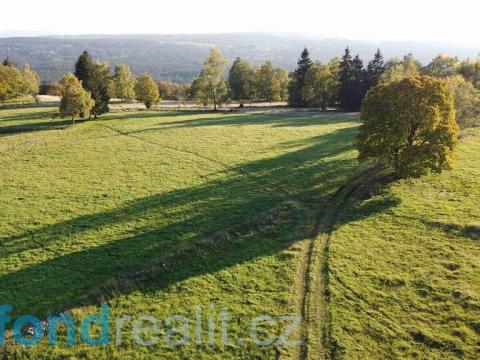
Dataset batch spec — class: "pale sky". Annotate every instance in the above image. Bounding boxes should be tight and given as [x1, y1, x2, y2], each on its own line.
[2, 0, 479, 45]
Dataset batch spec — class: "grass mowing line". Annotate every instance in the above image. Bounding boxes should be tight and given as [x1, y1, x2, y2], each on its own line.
[100, 123, 293, 198]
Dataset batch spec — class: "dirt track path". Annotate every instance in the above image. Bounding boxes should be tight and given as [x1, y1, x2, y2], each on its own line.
[284, 170, 369, 360]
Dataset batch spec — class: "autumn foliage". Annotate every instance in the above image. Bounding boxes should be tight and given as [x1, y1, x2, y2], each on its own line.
[358, 76, 459, 178]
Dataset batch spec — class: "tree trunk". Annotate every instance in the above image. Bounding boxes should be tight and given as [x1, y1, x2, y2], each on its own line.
[212, 85, 217, 111]
[394, 150, 399, 174]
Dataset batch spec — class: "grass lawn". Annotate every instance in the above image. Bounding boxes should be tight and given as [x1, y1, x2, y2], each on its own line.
[0, 106, 478, 359]
[329, 128, 480, 359]
[0, 107, 360, 359]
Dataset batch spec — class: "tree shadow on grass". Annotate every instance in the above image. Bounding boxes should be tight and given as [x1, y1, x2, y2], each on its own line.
[0, 126, 400, 318]
[0, 110, 58, 122]
[102, 111, 359, 132]
[99, 110, 210, 122]
[0, 119, 74, 135]
[95, 111, 358, 134]
[0, 109, 173, 136]
[0, 110, 355, 138]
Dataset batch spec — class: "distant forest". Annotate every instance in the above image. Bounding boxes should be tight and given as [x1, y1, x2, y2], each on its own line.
[0, 33, 479, 83]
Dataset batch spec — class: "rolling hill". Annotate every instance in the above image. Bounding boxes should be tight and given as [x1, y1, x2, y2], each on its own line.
[1, 33, 479, 82]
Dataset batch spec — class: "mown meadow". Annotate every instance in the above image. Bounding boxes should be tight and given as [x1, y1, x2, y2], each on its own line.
[329, 127, 480, 359]
[0, 106, 478, 359]
[1, 107, 359, 359]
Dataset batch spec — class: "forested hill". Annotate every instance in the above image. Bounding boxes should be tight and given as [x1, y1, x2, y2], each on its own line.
[0, 33, 478, 82]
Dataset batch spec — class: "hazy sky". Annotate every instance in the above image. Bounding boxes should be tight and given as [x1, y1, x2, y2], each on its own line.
[2, 0, 479, 45]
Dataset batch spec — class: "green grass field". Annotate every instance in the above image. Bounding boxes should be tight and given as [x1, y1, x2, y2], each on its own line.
[0, 107, 478, 359]
[329, 127, 480, 359]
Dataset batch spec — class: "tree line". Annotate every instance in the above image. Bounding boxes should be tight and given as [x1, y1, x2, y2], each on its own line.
[55, 48, 291, 116]
[1, 47, 479, 180]
[190, 46, 480, 128]
[1, 47, 480, 129]
[190, 49, 289, 110]
[47, 51, 161, 120]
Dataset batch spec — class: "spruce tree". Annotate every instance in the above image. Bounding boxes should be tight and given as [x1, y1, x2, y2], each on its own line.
[351, 54, 366, 111]
[88, 62, 111, 118]
[339, 49, 367, 112]
[288, 47, 313, 107]
[339, 47, 354, 111]
[366, 49, 385, 90]
[74, 51, 94, 86]
[74, 51, 110, 118]
[2, 57, 14, 67]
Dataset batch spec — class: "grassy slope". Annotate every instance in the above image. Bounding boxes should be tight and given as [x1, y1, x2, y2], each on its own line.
[0, 107, 359, 359]
[329, 128, 480, 359]
[1, 107, 479, 359]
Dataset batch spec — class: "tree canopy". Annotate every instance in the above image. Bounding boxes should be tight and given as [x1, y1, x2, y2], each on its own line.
[444, 75, 480, 129]
[365, 49, 385, 90]
[228, 57, 255, 103]
[58, 73, 95, 122]
[21, 64, 40, 102]
[134, 74, 160, 109]
[74, 51, 111, 117]
[2, 57, 15, 67]
[358, 76, 459, 178]
[255, 61, 288, 102]
[89, 62, 111, 117]
[302, 61, 339, 109]
[458, 59, 480, 90]
[339, 47, 366, 111]
[157, 81, 190, 102]
[193, 48, 228, 110]
[74, 51, 94, 86]
[111, 64, 136, 102]
[425, 54, 460, 78]
[380, 54, 422, 84]
[0, 64, 23, 105]
[288, 47, 313, 107]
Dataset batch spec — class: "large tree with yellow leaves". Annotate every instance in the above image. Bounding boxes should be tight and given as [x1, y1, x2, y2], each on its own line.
[358, 76, 459, 178]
